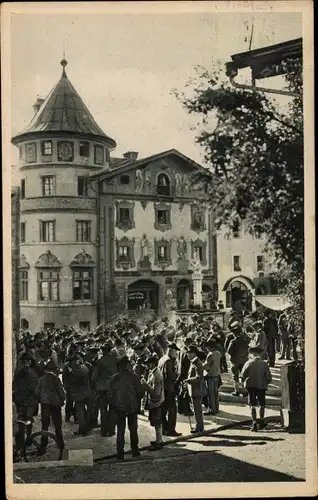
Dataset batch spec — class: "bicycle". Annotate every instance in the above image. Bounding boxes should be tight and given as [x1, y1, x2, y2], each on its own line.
[14, 418, 64, 462]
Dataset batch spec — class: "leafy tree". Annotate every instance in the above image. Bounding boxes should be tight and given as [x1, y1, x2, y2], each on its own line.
[175, 57, 304, 342]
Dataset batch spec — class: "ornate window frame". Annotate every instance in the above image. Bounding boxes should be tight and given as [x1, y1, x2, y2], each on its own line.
[70, 250, 95, 301]
[190, 204, 207, 233]
[191, 238, 207, 266]
[35, 251, 62, 302]
[154, 202, 172, 232]
[70, 249, 95, 268]
[115, 201, 135, 232]
[115, 236, 136, 270]
[154, 237, 172, 270]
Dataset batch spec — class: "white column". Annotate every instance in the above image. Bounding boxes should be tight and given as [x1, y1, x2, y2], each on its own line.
[192, 271, 203, 308]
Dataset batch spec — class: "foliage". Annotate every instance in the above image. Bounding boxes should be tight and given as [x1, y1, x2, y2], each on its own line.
[174, 56, 304, 337]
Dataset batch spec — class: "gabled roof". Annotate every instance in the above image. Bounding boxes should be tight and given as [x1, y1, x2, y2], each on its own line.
[12, 59, 117, 148]
[89, 148, 208, 179]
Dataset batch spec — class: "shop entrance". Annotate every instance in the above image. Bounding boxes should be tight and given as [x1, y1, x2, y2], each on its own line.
[127, 280, 159, 313]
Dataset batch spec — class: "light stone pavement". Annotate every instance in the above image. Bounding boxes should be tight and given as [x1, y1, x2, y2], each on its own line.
[23, 361, 287, 464]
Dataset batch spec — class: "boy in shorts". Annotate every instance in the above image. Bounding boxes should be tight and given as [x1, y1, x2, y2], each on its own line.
[241, 346, 272, 431]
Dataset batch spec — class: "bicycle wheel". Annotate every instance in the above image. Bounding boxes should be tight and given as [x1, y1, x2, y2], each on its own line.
[24, 430, 64, 462]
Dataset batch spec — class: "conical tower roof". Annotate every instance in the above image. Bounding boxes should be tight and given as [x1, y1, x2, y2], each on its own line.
[12, 59, 116, 148]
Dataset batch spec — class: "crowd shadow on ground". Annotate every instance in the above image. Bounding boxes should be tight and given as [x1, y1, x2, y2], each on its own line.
[15, 446, 305, 484]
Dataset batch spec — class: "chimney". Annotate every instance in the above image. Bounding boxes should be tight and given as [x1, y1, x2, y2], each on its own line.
[123, 151, 139, 162]
[33, 97, 45, 115]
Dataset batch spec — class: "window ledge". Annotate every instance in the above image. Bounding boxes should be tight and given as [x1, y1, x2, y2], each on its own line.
[21, 301, 96, 308]
[154, 222, 172, 232]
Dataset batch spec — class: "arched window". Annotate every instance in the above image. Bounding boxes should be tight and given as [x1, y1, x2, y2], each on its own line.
[156, 173, 171, 196]
[70, 250, 95, 301]
[35, 250, 62, 301]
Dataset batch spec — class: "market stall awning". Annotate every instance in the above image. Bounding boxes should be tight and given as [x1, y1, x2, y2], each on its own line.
[255, 295, 292, 311]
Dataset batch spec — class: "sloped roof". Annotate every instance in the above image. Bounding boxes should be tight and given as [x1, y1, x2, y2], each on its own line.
[89, 148, 208, 179]
[12, 59, 116, 147]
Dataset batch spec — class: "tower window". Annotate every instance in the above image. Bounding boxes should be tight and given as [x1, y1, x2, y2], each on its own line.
[73, 269, 93, 300]
[20, 222, 26, 243]
[42, 176, 55, 196]
[20, 270, 28, 301]
[40, 221, 55, 242]
[94, 145, 104, 165]
[77, 177, 88, 196]
[76, 221, 91, 242]
[79, 141, 90, 157]
[41, 141, 52, 156]
[38, 270, 59, 301]
[20, 179, 25, 199]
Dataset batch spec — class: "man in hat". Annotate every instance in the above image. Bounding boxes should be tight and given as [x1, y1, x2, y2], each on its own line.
[109, 356, 145, 460]
[203, 337, 222, 415]
[67, 353, 93, 436]
[92, 341, 118, 437]
[249, 321, 268, 360]
[85, 345, 102, 429]
[35, 357, 65, 455]
[62, 343, 80, 423]
[141, 353, 165, 450]
[158, 342, 182, 437]
[184, 345, 205, 433]
[263, 311, 278, 367]
[13, 351, 39, 459]
[226, 322, 250, 396]
[241, 346, 272, 431]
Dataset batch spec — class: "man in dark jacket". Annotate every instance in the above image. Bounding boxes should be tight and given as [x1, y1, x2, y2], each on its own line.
[92, 342, 118, 437]
[158, 342, 182, 437]
[226, 322, 250, 396]
[263, 311, 278, 366]
[109, 356, 145, 460]
[68, 353, 93, 436]
[35, 358, 65, 454]
[62, 344, 78, 423]
[13, 351, 39, 457]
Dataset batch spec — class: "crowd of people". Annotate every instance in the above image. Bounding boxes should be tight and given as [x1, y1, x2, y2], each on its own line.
[12, 308, 299, 461]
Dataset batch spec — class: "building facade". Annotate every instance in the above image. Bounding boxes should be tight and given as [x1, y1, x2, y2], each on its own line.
[217, 222, 277, 311]
[12, 59, 276, 331]
[11, 60, 217, 331]
[11, 186, 20, 333]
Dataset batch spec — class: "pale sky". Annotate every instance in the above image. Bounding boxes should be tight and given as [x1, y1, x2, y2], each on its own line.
[10, 11, 302, 184]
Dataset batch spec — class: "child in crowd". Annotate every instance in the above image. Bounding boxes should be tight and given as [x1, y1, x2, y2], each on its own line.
[240, 346, 272, 432]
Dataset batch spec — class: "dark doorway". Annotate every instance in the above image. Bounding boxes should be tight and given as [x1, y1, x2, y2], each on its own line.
[79, 321, 90, 331]
[177, 279, 192, 310]
[128, 280, 159, 312]
[226, 281, 252, 312]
